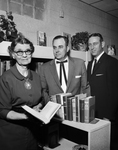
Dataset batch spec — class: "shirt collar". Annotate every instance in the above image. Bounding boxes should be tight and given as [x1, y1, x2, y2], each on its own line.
[55, 57, 68, 64]
[95, 51, 104, 62]
[10, 65, 33, 81]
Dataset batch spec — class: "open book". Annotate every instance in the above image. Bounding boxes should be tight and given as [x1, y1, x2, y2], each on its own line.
[22, 101, 61, 124]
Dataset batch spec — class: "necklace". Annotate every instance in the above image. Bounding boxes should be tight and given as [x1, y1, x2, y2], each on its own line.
[24, 78, 32, 90]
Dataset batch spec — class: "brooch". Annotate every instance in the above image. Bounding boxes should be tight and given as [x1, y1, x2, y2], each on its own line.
[24, 78, 32, 90]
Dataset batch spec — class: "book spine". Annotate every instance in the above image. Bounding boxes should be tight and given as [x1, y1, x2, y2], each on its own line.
[6, 60, 11, 71]
[3, 60, 6, 73]
[55, 95, 64, 119]
[84, 96, 95, 123]
[61, 96, 65, 120]
[67, 97, 73, 121]
[72, 97, 76, 122]
[63, 96, 68, 120]
[84, 100, 89, 123]
[80, 99, 85, 123]
[89, 97, 95, 122]
[1, 60, 5, 75]
[75, 96, 80, 122]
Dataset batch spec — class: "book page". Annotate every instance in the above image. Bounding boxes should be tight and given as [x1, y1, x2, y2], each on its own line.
[22, 105, 49, 123]
[40, 101, 61, 119]
[22, 101, 61, 124]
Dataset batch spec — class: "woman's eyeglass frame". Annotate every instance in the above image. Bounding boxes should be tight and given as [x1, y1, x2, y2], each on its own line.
[14, 49, 33, 56]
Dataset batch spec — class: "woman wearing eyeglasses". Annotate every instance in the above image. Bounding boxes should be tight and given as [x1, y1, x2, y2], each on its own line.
[0, 33, 44, 150]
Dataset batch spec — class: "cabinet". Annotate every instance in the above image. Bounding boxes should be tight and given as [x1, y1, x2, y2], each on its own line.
[45, 119, 110, 150]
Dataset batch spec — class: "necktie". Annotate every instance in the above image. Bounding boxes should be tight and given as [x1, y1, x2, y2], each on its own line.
[92, 59, 97, 74]
[56, 60, 67, 85]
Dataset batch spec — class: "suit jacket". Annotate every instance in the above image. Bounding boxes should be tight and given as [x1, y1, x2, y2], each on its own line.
[40, 57, 88, 104]
[87, 52, 118, 120]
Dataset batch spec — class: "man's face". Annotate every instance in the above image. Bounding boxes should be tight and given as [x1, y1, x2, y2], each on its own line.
[53, 38, 69, 61]
[88, 36, 105, 58]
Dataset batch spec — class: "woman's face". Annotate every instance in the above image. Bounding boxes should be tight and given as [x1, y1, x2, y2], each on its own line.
[12, 43, 32, 66]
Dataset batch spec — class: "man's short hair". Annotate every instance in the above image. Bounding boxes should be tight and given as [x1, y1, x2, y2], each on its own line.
[52, 35, 69, 46]
[88, 33, 104, 42]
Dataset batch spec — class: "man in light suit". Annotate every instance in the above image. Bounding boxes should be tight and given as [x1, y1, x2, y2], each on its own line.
[40, 35, 89, 147]
[40, 35, 88, 104]
[87, 33, 118, 150]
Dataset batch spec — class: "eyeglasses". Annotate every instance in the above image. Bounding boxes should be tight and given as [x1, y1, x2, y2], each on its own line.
[14, 49, 33, 56]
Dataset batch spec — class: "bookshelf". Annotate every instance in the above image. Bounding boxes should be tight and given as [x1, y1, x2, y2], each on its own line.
[46, 119, 110, 150]
[0, 41, 54, 59]
[0, 41, 91, 76]
[0, 41, 91, 64]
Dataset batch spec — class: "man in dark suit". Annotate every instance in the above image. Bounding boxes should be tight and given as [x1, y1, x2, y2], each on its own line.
[40, 35, 88, 104]
[87, 33, 118, 150]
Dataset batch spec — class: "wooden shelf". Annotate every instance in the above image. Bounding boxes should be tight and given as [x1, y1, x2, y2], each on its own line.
[0, 41, 91, 63]
[62, 118, 110, 132]
[0, 41, 54, 59]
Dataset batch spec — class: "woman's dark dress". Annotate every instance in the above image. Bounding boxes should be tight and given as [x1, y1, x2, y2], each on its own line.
[0, 65, 42, 150]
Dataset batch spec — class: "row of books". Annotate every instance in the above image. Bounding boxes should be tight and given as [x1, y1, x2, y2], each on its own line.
[0, 60, 11, 75]
[54, 93, 95, 123]
[0, 59, 44, 76]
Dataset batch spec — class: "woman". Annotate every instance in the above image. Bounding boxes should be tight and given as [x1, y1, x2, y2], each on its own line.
[0, 33, 43, 150]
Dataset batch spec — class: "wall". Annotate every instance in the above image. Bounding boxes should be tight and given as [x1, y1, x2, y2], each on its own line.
[0, 0, 118, 54]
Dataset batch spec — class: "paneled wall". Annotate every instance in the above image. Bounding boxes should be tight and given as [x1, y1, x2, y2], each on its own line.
[0, 0, 118, 54]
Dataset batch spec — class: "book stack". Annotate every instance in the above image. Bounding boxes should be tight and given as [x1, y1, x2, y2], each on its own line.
[55, 93, 95, 123]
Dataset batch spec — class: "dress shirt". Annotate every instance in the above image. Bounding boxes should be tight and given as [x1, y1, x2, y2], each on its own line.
[55, 58, 68, 93]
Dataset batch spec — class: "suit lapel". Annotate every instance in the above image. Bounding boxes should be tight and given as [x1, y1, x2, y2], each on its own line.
[50, 60, 62, 90]
[49, 58, 75, 93]
[91, 53, 107, 75]
[66, 58, 75, 91]
[88, 60, 92, 77]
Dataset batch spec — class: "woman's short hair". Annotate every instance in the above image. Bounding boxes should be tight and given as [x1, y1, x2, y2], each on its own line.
[8, 33, 34, 57]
